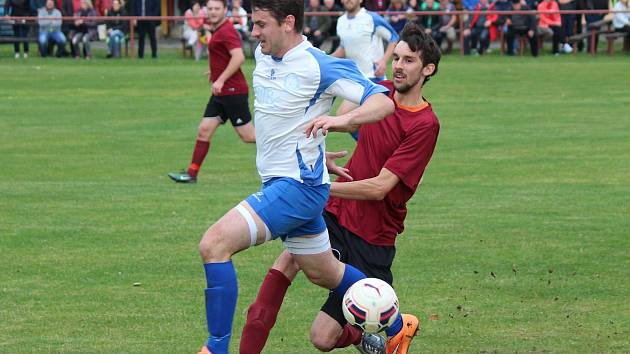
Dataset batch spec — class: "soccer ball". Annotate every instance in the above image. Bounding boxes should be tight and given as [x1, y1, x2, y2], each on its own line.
[342, 278, 399, 333]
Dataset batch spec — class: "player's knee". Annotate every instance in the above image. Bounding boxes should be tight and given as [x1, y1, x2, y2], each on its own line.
[198, 228, 230, 262]
[310, 327, 335, 352]
[198, 120, 216, 140]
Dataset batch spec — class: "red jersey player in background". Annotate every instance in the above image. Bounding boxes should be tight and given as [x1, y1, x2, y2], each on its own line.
[239, 22, 442, 354]
[169, 0, 255, 183]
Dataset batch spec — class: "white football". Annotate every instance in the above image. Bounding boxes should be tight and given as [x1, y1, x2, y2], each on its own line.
[342, 278, 399, 333]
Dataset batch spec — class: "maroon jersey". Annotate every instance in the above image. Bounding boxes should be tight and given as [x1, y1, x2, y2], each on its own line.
[325, 80, 440, 246]
[207, 20, 248, 96]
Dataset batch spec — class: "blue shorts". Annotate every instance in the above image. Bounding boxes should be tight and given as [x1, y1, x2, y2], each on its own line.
[245, 177, 330, 240]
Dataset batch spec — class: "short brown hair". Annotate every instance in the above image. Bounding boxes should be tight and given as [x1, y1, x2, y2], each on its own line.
[251, 0, 304, 33]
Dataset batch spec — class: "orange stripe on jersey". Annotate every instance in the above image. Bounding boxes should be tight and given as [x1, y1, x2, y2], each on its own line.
[395, 100, 429, 113]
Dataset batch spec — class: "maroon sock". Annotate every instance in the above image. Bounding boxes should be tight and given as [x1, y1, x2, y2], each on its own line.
[334, 324, 363, 348]
[187, 139, 210, 177]
[240, 269, 291, 354]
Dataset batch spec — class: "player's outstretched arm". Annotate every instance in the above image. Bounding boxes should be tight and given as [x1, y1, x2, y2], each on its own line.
[305, 93, 393, 137]
[330, 167, 400, 201]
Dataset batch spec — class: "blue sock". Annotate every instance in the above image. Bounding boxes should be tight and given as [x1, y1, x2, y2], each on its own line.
[332, 263, 366, 299]
[203, 261, 238, 354]
[385, 313, 403, 337]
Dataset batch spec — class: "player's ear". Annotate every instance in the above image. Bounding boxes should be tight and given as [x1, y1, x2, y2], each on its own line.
[284, 14, 296, 33]
[422, 63, 435, 77]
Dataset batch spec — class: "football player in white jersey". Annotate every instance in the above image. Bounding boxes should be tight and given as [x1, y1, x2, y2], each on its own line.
[194, 0, 406, 353]
[332, 0, 399, 82]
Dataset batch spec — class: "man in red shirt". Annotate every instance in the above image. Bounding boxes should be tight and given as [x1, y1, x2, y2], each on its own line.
[240, 22, 441, 354]
[169, 0, 255, 183]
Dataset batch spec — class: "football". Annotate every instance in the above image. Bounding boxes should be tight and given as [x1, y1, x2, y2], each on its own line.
[342, 278, 400, 333]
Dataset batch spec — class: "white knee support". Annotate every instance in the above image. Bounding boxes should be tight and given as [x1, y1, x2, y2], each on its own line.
[283, 229, 331, 255]
[235, 204, 271, 247]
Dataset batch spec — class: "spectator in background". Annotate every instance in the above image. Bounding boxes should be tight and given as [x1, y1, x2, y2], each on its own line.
[38, 0, 66, 57]
[72, 0, 97, 59]
[463, 0, 480, 10]
[386, 0, 408, 34]
[364, 0, 388, 11]
[57, 0, 76, 56]
[464, 0, 496, 54]
[228, 0, 249, 41]
[132, 0, 160, 58]
[183, 0, 206, 60]
[95, 0, 112, 15]
[304, 0, 331, 48]
[436, 0, 456, 52]
[506, 0, 538, 56]
[419, 0, 441, 40]
[585, 0, 609, 52]
[106, 0, 128, 58]
[323, 0, 342, 52]
[537, 0, 562, 54]
[4, 0, 32, 59]
[559, 0, 576, 52]
[613, 0, 630, 49]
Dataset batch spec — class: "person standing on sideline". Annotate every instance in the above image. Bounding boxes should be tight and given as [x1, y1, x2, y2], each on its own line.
[132, 0, 160, 58]
[168, 0, 254, 183]
[192, 0, 419, 353]
[4, 0, 32, 59]
[240, 21, 440, 354]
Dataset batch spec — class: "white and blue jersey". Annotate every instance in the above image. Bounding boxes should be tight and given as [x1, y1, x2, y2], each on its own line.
[336, 8, 399, 81]
[248, 38, 388, 239]
[252, 37, 387, 187]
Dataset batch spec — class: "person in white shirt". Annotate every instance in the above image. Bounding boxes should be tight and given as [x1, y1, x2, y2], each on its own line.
[229, 0, 249, 41]
[332, 0, 399, 82]
[194, 0, 402, 352]
[613, 0, 630, 49]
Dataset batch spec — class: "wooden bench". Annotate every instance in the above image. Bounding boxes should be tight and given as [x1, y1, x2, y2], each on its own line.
[604, 32, 628, 56]
[567, 19, 611, 57]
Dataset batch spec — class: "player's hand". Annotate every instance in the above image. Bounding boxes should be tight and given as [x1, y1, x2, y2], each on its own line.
[374, 59, 387, 78]
[212, 80, 224, 95]
[305, 115, 353, 138]
[325, 151, 353, 181]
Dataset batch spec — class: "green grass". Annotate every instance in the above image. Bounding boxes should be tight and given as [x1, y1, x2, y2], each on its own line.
[1, 49, 629, 353]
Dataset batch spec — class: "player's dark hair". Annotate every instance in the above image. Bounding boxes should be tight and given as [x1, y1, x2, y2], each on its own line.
[208, 0, 227, 7]
[251, 0, 304, 33]
[400, 22, 441, 85]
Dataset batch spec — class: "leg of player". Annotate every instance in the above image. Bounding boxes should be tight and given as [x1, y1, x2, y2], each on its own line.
[168, 117, 221, 183]
[197, 201, 270, 354]
[239, 251, 299, 354]
[234, 122, 256, 143]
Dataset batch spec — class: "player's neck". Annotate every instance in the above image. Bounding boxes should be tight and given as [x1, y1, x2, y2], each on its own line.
[274, 33, 304, 58]
[211, 17, 227, 31]
[347, 6, 361, 16]
[394, 85, 424, 107]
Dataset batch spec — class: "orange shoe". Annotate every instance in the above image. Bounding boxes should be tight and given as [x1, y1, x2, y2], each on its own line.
[197, 346, 212, 354]
[385, 314, 420, 354]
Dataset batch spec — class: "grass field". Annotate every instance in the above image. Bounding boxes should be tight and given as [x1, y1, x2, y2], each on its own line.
[1, 48, 629, 353]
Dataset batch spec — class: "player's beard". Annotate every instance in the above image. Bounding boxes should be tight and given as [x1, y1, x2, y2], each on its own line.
[393, 71, 422, 94]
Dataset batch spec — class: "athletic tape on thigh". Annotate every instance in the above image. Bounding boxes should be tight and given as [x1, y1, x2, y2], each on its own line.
[235, 204, 258, 247]
[283, 229, 331, 255]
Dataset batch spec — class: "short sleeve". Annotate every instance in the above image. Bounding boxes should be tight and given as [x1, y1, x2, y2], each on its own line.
[369, 11, 399, 42]
[306, 48, 389, 104]
[384, 117, 439, 190]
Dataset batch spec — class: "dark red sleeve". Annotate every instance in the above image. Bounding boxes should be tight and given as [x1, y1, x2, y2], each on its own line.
[384, 115, 440, 190]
